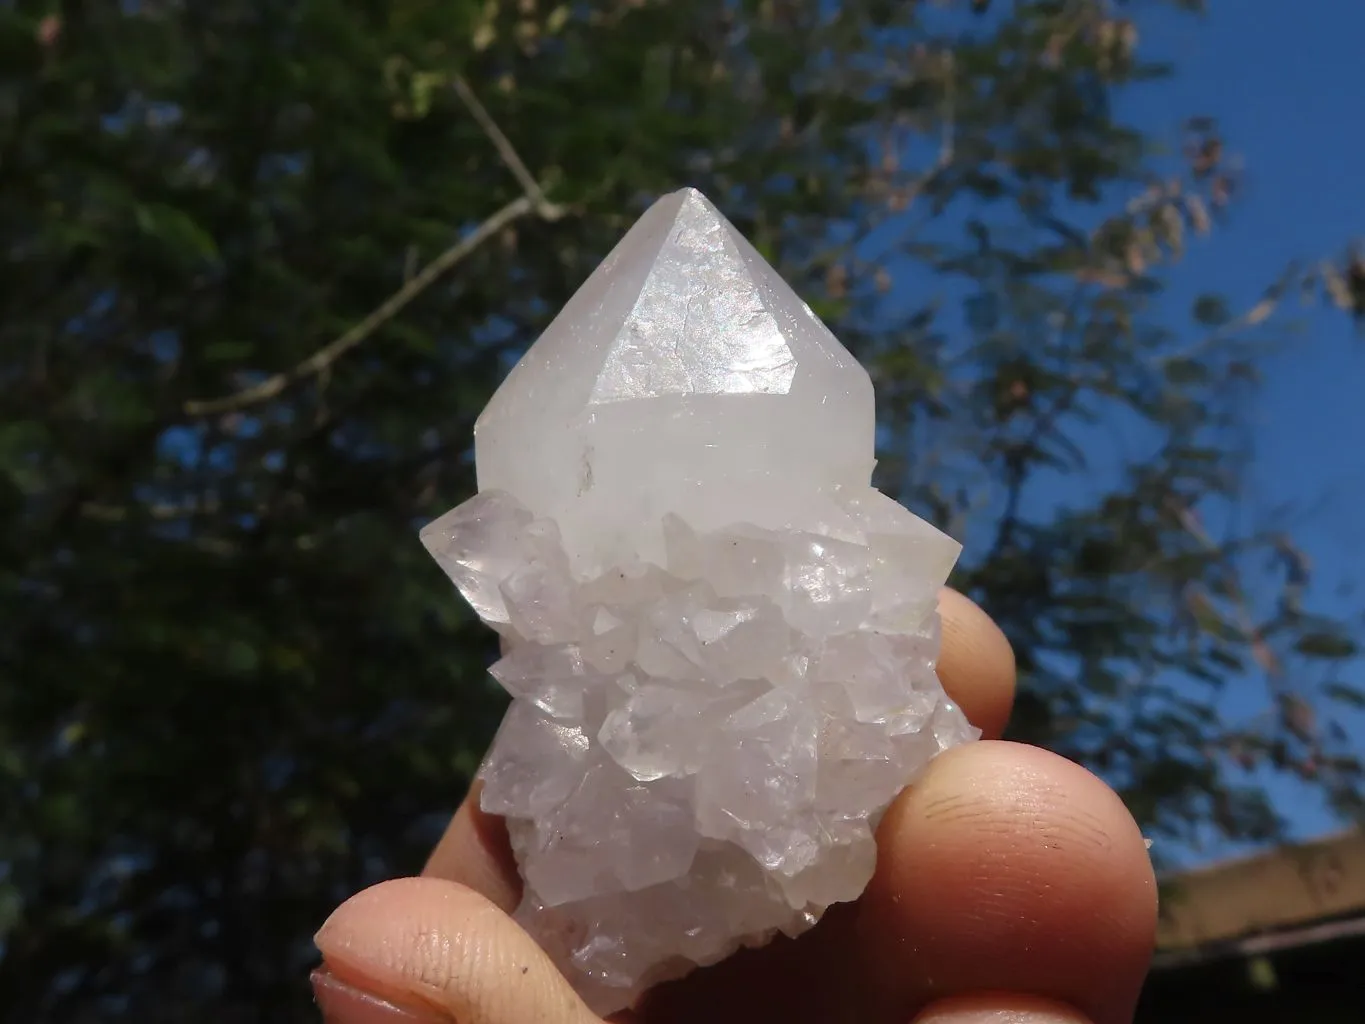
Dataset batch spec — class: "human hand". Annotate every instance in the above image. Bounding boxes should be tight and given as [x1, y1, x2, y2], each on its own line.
[312, 589, 1157, 1024]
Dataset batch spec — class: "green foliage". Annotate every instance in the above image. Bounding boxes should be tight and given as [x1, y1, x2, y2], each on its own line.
[1297, 632, 1359, 660]
[0, 0, 1358, 1019]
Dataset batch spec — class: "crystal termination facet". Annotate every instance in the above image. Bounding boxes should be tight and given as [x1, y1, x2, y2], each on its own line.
[420, 188, 975, 1015]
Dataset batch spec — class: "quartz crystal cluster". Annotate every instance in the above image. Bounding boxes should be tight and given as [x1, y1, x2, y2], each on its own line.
[420, 188, 976, 1014]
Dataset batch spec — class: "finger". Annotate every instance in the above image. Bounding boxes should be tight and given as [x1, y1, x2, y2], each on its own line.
[423, 782, 521, 912]
[313, 876, 601, 1024]
[312, 968, 448, 1023]
[857, 742, 1157, 1024]
[639, 743, 1154, 1024]
[911, 994, 1093, 1024]
[425, 587, 1017, 906]
[936, 588, 1015, 740]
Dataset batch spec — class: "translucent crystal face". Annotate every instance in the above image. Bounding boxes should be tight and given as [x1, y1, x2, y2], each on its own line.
[474, 188, 877, 574]
[422, 188, 973, 1015]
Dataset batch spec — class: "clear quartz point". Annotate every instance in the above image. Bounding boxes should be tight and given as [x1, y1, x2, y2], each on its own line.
[420, 187, 976, 1015]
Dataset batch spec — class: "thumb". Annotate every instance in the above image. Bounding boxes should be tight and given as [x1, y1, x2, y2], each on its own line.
[313, 877, 601, 1024]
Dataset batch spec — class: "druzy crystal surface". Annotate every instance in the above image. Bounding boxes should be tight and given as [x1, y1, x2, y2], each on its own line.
[421, 188, 975, 1014]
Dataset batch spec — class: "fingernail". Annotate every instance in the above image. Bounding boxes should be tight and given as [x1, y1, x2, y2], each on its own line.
[912, 995, 1091, 1024]
[311, 966, 451, 1023]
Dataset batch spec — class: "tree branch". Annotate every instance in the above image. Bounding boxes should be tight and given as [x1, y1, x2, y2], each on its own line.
[901, 60, 956, 211]
[183, 197, 532, 416]
[184, 78, 562, 417]
[452, 75, 563, 222]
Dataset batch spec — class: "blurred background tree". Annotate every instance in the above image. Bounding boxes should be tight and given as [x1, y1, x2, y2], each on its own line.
[0, 0, 1360, 1020]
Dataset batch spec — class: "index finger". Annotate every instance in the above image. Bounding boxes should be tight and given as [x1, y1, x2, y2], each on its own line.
[422, 588, 1017, 912]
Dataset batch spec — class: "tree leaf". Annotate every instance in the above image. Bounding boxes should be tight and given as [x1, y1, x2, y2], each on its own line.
[1296, 632, 1359, 659]
[1192, 293, 1231, 326]
[135, 202, 220, 263]
[1323, 682, 1365, 708]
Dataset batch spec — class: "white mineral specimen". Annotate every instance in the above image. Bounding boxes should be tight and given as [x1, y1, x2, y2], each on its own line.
[420, 188, 976, 1014]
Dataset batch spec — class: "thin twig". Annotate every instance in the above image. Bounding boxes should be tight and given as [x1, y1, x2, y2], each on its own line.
[1169, 497, 1283, 679]
[1156, 266, 1297, 370]
[814, 64, 957, 274]
[81, 499, 222, 521]
[453, 75, 563, 221]
[183, 196, 534, 416]
[184, 77, 560, 417]
[901, 57, 956, 212]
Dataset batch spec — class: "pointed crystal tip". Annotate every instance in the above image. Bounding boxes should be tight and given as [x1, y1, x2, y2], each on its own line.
[474, 187, 877, 572]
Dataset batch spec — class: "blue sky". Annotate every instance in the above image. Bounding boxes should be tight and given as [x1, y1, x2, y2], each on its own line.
[1135, 2, 1363, 563]
[871, 3, 1362, 862]
[1116, 3, 1364, 857]
[889, 3, 1365, 863]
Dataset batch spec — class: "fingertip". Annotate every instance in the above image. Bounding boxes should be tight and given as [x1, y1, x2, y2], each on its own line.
[315, 877, 594, 1024]
[937, 589, 1015, 740]
[423, 782, 523, 912]
[861, 742, 1156, 1024]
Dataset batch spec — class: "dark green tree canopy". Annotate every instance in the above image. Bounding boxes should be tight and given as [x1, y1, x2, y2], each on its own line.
[0, 1, 1358, 1019]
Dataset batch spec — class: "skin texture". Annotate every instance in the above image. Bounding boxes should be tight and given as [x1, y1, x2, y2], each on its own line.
[313, 589, 1158, 1024]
